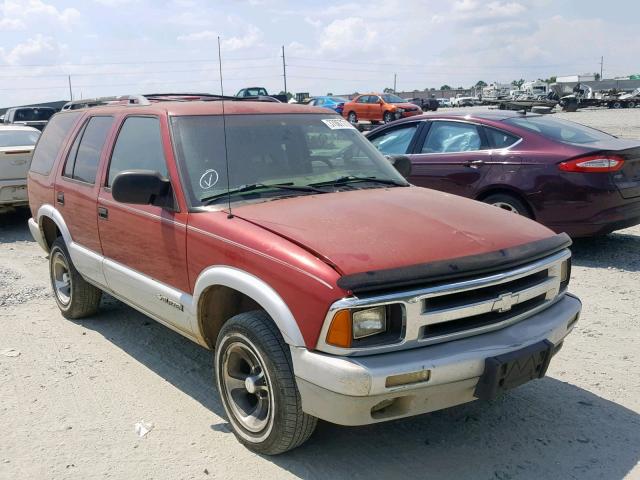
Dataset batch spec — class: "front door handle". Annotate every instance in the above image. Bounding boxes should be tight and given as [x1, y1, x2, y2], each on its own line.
[56, 192, 64, 205]
[466, 160, 485, 168]
[97, 206, 109, 219]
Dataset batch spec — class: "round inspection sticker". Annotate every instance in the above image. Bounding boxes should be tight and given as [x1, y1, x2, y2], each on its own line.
[199, 169, 220, 189]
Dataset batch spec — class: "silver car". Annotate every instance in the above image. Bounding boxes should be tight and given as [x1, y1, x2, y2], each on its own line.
[0, 125, 40, 211]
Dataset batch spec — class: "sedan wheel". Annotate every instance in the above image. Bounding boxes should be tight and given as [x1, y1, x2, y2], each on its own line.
[383, 111, 394, 123]
[482, 193, 531, 218]
[348, 112, 358, 124]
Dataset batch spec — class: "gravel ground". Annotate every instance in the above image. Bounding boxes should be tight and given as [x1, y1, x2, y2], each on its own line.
[1, 108, 639, 480]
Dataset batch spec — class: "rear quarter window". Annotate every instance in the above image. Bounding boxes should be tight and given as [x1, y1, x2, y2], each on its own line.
[484, 127, 520, 149]
[29, 112, 82, 176]
[503, 116, 613, 145]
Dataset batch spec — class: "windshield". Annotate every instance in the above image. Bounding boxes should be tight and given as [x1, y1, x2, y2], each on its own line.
[0, 129, 40, 147]
[13, 108, 55, 122]
[328, 97, 348, 103]
[504, 115, 613, 144]
[170, 114, 406, 207]
[380, 94, 407, 103]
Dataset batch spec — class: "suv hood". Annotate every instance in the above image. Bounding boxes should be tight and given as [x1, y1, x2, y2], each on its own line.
[233, 187, 555, 278]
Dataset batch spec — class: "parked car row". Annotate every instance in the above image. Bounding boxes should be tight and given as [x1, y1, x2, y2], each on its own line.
[24, 93, 582, 455]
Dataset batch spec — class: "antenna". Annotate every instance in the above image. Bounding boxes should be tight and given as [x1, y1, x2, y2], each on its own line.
[218, 36, 233, 219]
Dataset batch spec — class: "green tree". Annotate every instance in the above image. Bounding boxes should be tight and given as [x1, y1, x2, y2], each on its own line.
[475, 80, 487, 87]
[440, 84, 452, 90]
[542, 76, 557, 84]
[594, 73, 601, 81]
[383, 87, 395, 93]
[511, 79, 525, 88]
[277, 91, 294, 101]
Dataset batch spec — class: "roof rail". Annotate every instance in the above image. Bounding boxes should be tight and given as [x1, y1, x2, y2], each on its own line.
[61, 94, 150, 111]
[60, 92, 281, 111]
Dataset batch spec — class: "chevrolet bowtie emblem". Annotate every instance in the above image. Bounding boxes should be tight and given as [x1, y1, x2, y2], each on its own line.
[492, 292, 520, 313]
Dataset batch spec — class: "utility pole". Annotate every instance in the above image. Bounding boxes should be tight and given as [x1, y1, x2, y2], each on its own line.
[68, 75, 73, 101]
[393, 73, 397, 93]
[599, 56, 604, 80]
[281, 45, 287, 97]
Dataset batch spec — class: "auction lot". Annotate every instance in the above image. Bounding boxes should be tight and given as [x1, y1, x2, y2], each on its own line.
[1, 107, 639, 479]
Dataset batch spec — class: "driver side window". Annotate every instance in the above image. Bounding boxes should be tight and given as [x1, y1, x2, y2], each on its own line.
[107, 116, 168, 187]
[370, 124, 418, 155]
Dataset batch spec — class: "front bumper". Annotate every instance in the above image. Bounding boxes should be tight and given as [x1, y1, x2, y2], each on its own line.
[291, 294, 581, 426]
[0, 179, 28, 206]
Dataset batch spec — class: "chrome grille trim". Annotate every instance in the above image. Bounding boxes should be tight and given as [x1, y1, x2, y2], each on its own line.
[317, 249, 571, 356]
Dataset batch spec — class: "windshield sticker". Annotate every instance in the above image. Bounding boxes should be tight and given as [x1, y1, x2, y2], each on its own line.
[321, 118, 355, 130]
[199, 169, 220, 189]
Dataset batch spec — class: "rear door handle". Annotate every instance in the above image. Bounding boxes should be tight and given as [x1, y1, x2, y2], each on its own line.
[97, 206, 109, 219]
[466, 160, 485, 168]
[56, 192, 64, 205]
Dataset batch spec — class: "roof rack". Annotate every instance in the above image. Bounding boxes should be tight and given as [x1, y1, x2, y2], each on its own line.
[61, 95, 150, 111]
[61, 93, 282, 111]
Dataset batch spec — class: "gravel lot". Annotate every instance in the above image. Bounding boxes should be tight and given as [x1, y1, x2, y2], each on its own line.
[1, 107, 639, 480]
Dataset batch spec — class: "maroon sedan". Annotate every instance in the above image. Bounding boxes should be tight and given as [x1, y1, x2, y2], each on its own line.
[366, 110, 640, 237]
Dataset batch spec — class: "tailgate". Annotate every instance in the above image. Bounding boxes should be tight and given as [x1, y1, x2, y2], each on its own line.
[0, 146, 33, 181]
[612, 147, 640, 199]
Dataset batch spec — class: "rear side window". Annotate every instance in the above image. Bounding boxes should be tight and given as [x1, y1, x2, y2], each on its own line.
[421, 121, 483, 153]
[107, 116, 167, 186]
[29, 112, 81, 175]
[63, 116, 114, 184]
[484, 127, 519, 149]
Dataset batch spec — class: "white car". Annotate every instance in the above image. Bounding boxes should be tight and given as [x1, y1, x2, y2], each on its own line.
[0, 125, 40, 211]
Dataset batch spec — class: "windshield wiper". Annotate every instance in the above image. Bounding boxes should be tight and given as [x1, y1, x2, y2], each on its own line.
[201, 182, 326, 204]
[308, 176, 408, 188]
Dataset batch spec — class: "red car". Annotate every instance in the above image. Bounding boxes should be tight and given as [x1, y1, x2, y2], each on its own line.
[342, 93, 422, 124]
[367, 111, 640, 237]
[27, 96, 581, 453]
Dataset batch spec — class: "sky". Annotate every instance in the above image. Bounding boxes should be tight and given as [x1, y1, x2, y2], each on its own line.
[1, 0, 639, 106]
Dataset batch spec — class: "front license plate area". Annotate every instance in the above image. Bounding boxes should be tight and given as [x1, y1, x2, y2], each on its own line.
[474, 340, 553, 400]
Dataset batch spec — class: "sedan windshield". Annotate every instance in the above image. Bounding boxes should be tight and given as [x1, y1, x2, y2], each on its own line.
[0, 129, 40, 147]
[170, 114, 407, 206]
[504, 115, 613, 145]
[380, 94, 407, 103]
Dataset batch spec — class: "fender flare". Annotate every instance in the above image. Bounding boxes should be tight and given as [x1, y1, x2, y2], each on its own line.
[193, 265, 305, 347]
[36, 203, 73, 250]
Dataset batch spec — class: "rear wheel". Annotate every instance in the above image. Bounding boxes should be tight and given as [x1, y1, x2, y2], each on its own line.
[49, 237, 102, 319]
[482, 193, 531, 218]
[215, 311, 317, 455]
[612, 101, 623, 109]
[628, 101, 636, 108]
[347, 111, 358, 124]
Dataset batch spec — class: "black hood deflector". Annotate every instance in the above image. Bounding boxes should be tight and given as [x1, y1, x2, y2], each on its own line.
[337, 233, 572, 294]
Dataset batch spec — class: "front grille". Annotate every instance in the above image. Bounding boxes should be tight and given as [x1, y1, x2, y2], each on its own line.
[318, 249, 571, 355]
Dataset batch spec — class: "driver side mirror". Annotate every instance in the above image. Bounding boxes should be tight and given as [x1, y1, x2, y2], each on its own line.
[378, 99, 384, 105]
[386, 155, 412, 178]
[112, 170, 175, 209]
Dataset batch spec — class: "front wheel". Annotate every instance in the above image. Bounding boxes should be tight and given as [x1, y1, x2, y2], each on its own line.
[215, 311, 317, 455]
[347, 111, 358, 124]
[383, 111, 394, 123]
[482, 193, 531, 218]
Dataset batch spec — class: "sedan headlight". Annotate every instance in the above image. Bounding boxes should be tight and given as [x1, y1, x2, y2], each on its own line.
[395, 108, 405, 113]
[352, 307, 387, 339]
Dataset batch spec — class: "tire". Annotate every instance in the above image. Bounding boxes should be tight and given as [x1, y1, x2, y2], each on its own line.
[482, 193, 531, 218]
[215, 311, 317, 455]
[612, 101, 623, 109]
[383, 111, 394, 123]
[49, 237, 102, 319]
[628, 101, 636, 108]
[347, 111, 357, 124]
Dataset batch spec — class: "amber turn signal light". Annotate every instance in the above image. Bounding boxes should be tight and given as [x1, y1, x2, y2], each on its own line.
[326, 309, 352, 348]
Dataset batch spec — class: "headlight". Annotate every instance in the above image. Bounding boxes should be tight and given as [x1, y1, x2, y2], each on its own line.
[395, 108, 405, 113]
[352, 307, 387, 339]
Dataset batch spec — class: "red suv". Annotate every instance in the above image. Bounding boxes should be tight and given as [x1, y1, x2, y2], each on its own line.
[27, 94, 581, 454]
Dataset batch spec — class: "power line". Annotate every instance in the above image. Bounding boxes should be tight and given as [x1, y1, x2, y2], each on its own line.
[0, 56, 277, 69]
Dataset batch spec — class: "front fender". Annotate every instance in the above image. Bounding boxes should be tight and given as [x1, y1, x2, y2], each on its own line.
[193, 265, 305, 347]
